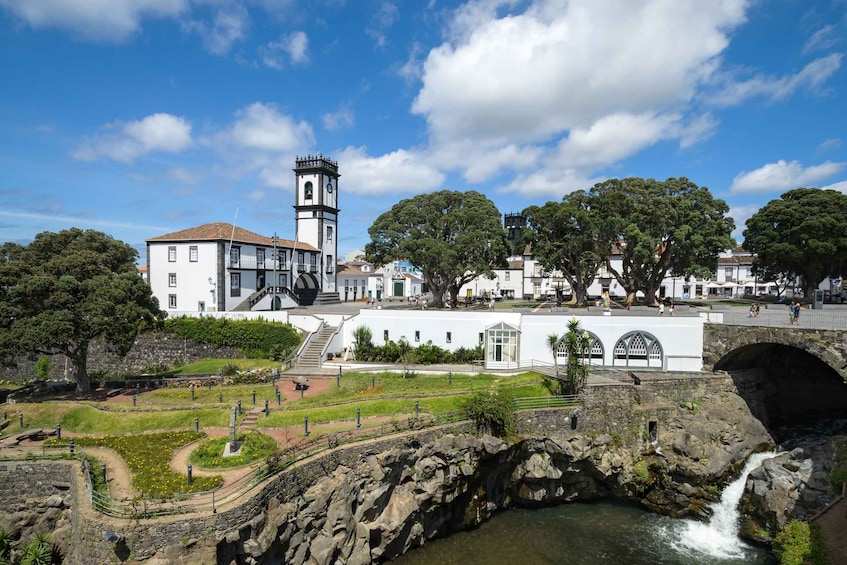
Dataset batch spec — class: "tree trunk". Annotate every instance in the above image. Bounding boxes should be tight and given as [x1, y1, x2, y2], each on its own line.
[69, 345, 91, 393]
[573, 285, 589, 306]
[642, 284, 659, 307]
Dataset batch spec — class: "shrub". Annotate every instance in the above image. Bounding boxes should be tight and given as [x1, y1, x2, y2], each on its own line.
[163, 316, 301, 359]
[219, 362, 240, 377]
[773, 519, 811, 565]
[34, 356, 54, 380]
[189, 431, 278, 469]
[829, 465, 847, 492]
[460, 390, 516, 437]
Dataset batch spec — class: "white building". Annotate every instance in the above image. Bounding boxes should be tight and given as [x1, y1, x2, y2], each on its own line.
[146, 155, 341, 312]
[340, 310, 705, 372]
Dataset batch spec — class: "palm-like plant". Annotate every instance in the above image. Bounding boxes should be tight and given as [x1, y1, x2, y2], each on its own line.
[546, 333, 561, 376]
[562, 318, 591, 395]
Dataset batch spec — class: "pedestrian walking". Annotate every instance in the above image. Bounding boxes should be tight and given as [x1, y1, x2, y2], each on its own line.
[659, 302, 665, 316]
[754, 302, 760, 317]
[669, 301, 675, 316]
[793, 302, 801, 325]
[789, 301, 796, 325]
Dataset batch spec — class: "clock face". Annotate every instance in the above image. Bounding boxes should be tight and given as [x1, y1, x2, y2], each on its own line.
[327, 182, 333, 193]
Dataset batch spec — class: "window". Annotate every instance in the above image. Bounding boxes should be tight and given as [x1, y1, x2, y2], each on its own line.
[446, 332, 452, 344]
[189, 246, 198, 262]
[277, 250, 286, 268]
[556, 331, 605, 366]
[231, 273, 241, 297]
[384, 330, 389, 342]
[479, 332, 484, 344]
[415, 331, 420, 342]
[257, 249, 265, 269]
[345, 279, 349, 291]
[327, 226, 333, 242]
[304, 181, 313, 199]
[168, 246, 176, 262]
[198, 301, 205, 312]
[298, 251, 305, 271]
[230, 246, 240, 268]
[486, 323, 519, 364]
[505, 271, 510, 281]
[613, 331, 663, 368]
[280, 273, 288, 287]
[724, 267, 734, 282]
[310, 254, 317, 272]
[168, 294, 177, 309]
[326, 255, 333, 274]
[168, 273, 177, 287]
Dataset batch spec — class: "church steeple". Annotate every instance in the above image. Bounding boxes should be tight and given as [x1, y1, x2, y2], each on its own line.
[294, 154, 339, 292]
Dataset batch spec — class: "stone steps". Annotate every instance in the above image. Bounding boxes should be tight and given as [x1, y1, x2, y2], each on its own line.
[239, 408, 263, 431]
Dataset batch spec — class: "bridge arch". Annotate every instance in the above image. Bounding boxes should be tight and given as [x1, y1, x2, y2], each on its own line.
[703, 325, 847, 381]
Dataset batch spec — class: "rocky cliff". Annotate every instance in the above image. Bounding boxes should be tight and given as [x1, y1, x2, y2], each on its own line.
[217, 389, 774, 564]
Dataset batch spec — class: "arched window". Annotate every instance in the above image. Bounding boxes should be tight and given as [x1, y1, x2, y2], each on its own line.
[304, 181, 313, 199]
[556, 331, 605, 366]
[613, 331, 663, 367]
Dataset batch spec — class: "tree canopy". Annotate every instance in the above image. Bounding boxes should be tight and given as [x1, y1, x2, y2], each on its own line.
[0, 228, 162, 392]
[590, 177, 735, 306]
[743, 188, 847, 301]
[365, 190, 509, 307]
[524, 190, 602, 305]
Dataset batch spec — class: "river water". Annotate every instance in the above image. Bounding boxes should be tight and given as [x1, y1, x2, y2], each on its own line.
[392, 453, 778, 565]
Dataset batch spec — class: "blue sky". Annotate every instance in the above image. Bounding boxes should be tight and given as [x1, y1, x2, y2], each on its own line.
[1, 0, 846, 263]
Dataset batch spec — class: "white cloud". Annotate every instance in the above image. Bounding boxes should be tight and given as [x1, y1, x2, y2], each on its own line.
[73, 113, 193, 163]
[730, 160, 847, 193]
[260, 30, 310, 69]
[227, 102, 314, 152]
[710, 54, 844, 106]
[322, 107, 354, 131]
[366, 2, 399, 47]
[818, 138, 842, 152]
[729, 203, 762, 239]
[497, 167, 603, 199]
[822, 181, 847, 194]
[182, 4, 249, 55]
[336, 146, 444, 196]
[803, 25, 838, 54]
[168, 167, 202, 184]
[414, 0, 746, 146]
[0, 0, 187, 42]
[554, 112, 677, 169]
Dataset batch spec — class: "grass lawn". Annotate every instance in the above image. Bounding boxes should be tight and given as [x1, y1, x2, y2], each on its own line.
[167, 358, 280, 375]
[2, 403, 231, 435]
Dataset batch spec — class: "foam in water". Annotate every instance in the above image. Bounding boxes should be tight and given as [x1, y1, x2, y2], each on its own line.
[671, 451, 779, 560]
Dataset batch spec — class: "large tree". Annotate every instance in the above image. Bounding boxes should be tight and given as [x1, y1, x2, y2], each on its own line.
[743, 188, 847, 301]
[0, 228, 162, 392]
[365, 190, 509, 307]
[524, 190, 602, 305]
[590, 177, 735, 306]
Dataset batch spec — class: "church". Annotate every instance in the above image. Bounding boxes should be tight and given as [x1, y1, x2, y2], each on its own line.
[146, 155, 340, 312]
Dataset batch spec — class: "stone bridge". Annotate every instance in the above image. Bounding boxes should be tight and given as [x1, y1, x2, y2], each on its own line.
[703, 324, 847, 381]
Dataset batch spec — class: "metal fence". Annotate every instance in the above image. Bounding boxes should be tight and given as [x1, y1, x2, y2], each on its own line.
[513, 395, 581, 409]
[2, 408, 471, 518]
[718, 308, 847, 330]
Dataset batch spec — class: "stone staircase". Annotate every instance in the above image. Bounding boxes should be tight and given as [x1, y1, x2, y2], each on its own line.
[297, 324, 338, 368]
[239, 408, 263, 431]
[312, 291, 341, 305]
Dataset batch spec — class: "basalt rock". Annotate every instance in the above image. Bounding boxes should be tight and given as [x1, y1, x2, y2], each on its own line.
[218, 391, 774, 564]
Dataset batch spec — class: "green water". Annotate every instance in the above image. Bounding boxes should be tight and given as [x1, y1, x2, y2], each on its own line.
[390, 503, 776, 565]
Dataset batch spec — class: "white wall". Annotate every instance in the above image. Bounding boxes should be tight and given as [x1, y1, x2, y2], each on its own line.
[341, 310, 705, 372]
[149, 241, 218, 313]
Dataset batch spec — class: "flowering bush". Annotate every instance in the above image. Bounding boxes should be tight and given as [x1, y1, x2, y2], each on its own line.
[50, 431, 222, 498]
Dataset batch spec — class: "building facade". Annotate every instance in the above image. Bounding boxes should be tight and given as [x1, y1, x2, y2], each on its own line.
[146, 155, 340, 312]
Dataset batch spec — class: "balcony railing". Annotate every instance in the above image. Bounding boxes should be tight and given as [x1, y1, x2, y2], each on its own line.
[228, 258, 290, 271]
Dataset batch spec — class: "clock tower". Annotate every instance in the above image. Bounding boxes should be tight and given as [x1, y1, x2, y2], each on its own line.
[294, 154, 339, 294]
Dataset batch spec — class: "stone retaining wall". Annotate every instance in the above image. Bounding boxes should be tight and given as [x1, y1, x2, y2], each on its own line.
[0, 333, 243, 382]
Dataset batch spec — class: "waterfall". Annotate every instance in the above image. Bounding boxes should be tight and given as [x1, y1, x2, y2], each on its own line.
[672, 451, 779, 560]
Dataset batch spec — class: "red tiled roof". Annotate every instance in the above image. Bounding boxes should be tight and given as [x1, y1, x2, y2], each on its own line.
[508, 259, 523, 269]
[147, 222, 319, 252]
